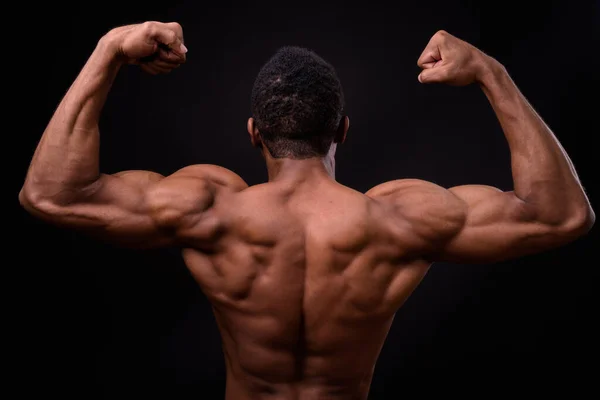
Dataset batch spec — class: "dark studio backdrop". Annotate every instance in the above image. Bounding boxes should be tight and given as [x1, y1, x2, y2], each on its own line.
[13, 0, 598, 398]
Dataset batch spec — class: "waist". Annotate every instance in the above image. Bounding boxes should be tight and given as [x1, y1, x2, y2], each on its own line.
[225, 371, 373, 400]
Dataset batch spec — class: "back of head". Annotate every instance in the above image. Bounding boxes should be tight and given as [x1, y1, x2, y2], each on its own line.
[251, 47, 345, 159]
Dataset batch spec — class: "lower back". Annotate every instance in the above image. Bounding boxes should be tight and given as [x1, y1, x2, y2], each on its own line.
[224, 372, 374, 400]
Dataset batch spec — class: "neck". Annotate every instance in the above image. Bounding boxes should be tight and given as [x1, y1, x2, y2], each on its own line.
[265, 152, 336, 182]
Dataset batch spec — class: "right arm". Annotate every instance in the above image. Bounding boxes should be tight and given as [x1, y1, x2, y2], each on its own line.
[368, 31, 594, 264]
[19, 22, 247, 248]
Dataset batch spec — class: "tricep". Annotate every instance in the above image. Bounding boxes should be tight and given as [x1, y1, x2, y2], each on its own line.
[367, 179, 592, 265]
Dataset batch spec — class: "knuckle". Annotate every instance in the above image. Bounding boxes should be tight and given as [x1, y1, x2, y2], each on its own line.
[166, 30, 178, 43]
[142, 21, 156, 34]
[165, 22, 183, 42]
[169, 22, 183, 32]
[434, 30, 448, 42]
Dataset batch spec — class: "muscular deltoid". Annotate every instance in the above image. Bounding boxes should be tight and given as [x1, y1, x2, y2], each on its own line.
[20, 23, 594, 400]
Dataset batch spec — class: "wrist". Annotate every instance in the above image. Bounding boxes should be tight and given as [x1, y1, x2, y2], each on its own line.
[96, 30, 125, 65]
[475, 53, 506, 87]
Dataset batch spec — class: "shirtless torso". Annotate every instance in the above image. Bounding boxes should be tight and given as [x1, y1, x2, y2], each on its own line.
[20, 22, 594, 400]
[175, 167, 443, 398]
[101, 164, 459, 399]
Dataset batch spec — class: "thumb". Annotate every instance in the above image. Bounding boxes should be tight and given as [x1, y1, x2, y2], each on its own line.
[152, 26, 188, 56]
[418, 66, 448, 84]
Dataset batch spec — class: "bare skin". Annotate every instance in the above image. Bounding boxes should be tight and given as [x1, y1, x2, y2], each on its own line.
[20, 23, 594, 399]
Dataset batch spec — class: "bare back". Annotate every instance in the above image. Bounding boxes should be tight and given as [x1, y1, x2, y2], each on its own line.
[23, 159, 589, 399]
[183, 176, 432, 399]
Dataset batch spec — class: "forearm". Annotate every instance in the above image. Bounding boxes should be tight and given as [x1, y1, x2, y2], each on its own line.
[478, 58, 593, 224]
[21, 34, 122, 204]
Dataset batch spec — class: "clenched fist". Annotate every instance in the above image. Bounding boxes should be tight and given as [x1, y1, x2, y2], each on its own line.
[417, 30, 491, 86]
[105, 21, 187, 74]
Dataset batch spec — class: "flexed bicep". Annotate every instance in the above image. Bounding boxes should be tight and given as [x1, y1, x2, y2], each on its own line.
[20, 166, 234, 249]
[367, 179, 588, 265]
[20, 170, 174, 248]
[435, 185, 586, 264]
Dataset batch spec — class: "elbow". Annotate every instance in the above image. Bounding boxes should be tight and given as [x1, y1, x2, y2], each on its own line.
[19, 185, 36, 210]
[18, 187, 28, 208]
[19, 184, 57, 216]
[580, 206, 596, 233]
[560, 205, 595, 238]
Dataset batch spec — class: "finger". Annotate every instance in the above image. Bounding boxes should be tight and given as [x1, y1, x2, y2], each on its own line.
[139, 52, 159, 64]
[158, 47, 185, 63]
[417, 43, 441, 69]
[164, 22, 187, 59]
[145, 22, 188, 56]
[165, 22, 184, 41]
[417, 30, 449, 68]
[418, 65, 449, 84]
[151, 59, 180, 70]
[147, 61, 173, 74]
[140, 63, 160, 75]
[421, 61, 439, 69]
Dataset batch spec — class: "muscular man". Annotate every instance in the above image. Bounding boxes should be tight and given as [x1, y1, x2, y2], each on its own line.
[20, 22, 594, 399]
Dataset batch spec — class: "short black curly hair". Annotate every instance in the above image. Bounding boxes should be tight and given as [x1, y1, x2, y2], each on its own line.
[251, 46, 345, 159]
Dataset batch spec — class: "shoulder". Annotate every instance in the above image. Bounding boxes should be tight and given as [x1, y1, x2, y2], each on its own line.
[170, 164, 248, 191]
[366, 178, 441, 197]
[366, 179, 467, 243]
[146, 164, 247, 232]
[366, 179, 459, 208]
[148, 164, 247, 211]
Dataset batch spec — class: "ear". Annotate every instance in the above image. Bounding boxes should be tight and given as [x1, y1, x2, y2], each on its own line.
[247, 117, 262, 148]
[334, 116, 349, 144]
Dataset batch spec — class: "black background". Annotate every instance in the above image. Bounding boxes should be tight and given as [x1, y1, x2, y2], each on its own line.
[14, 1, 598, 398]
